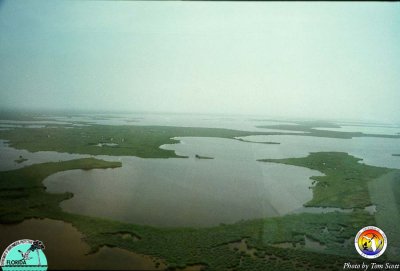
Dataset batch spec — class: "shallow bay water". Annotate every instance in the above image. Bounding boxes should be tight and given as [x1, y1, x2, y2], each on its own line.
[44, 156, 322, 227]
[0, 140, 89, 171]
[0, 219, 165, 270]
[1, 115, 399, 227]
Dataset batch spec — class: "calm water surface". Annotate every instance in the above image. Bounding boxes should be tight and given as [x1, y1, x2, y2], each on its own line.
[0, 140, 89, 171]
[0, 219, 165, 270]
[1, 115, 399, 227]
[44, 156, 322, 227]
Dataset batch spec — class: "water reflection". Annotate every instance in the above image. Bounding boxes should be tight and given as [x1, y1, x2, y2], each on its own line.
[0, 219, 165, 270]
[170, 136, 400, 169]
[44, 156, 322, 227]
[315, 125, 400, 136]
[0, 140, 89, 171]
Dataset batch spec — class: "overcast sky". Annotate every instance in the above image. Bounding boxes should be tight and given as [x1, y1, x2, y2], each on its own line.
[0, 1, 399, 123]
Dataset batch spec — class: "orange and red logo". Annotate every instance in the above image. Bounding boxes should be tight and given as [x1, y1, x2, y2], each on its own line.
[355, 226, 387, 259]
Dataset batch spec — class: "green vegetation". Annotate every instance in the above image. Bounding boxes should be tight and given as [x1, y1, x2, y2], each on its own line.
[259, 152, 393, 208]
[235, 138, 280, 144]
[0, 120, 398, 160]
[78, 211, 374, 271]
[0, 158, 374, 270]
[0, 116, 398, 269]
[368, 171, 400, 261]
[0, 158, 121, 223]
[256, 123, 400, 139]
[195, 154, 213, 159]
[0, 125, 273, 158]
[1, 153, 398, 269]
[253, 119, 340, 128]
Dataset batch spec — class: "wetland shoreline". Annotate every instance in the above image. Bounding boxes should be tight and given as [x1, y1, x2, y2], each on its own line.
[1, 118, 399, 269]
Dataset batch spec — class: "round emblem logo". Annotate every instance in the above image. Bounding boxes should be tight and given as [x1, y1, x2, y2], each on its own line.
[355, 226, 387, 259]
[1, 239, 47, 271]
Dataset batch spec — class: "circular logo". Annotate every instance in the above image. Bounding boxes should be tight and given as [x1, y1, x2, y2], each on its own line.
[355, 226, 387, 259]
[1, 239, 47, 271]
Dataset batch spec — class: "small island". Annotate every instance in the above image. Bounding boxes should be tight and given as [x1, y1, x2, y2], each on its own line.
[14, 155, 28, 164]
[236, 138, 280, 144]
[194, 154, 213, 159]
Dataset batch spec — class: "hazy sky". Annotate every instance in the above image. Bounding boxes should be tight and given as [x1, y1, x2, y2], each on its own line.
[0, 1, 399, 123]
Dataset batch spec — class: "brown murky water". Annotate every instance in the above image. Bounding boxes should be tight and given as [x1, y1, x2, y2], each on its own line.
[44, 156, 323, 227]
[0, 219, 166, 270]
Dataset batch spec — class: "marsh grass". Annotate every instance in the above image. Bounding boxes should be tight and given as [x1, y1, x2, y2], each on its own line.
[1, 153, 397, 269]
[259, 152, 392, 208]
